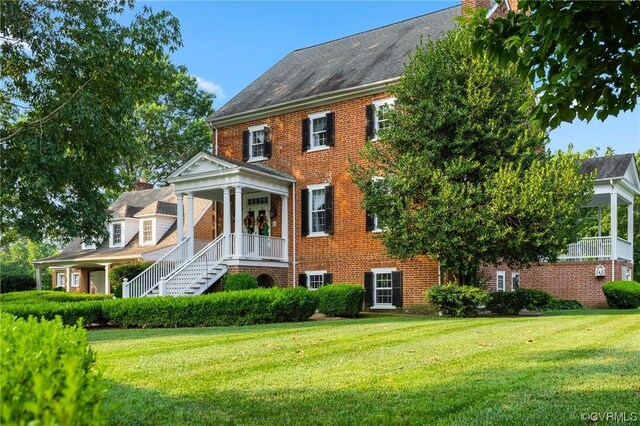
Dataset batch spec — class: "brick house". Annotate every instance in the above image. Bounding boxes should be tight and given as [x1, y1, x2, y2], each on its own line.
[33, 185, 213, 294]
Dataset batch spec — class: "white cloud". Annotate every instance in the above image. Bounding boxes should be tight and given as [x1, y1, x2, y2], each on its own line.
[194, 76, 224, 99]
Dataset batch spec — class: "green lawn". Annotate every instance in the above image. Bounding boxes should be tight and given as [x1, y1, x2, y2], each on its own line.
[90, 311, 640, 425]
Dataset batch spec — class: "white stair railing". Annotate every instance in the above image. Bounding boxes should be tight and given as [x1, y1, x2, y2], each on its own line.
[162, 234, 226, 296]
[125, 237, 193, 298]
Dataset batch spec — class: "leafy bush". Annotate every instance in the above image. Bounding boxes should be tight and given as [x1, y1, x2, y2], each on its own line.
[427, 283, 489, 318]
[103, 288, 318, 327]
[0, 268, 36, 293]
[0, 290, 112, 304]
[2, 301, 108, 326]
[109, 262, 153, 297]
[0, 313, 106, 425]
[544, 299, 584, 310]
[317, 283, 365, 318]
[602, 281, 640, 309]
[224, 273, 259, 291]
[53, 286, 66, 292]
[486, 291, 525, 315]
[516, 288, 554, 310]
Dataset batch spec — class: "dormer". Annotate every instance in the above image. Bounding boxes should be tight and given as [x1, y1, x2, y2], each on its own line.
[108, 205, 142, 248]
[134, 201, 177, 246]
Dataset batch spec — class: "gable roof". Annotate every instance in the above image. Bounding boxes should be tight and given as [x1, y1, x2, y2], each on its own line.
[134, 200, 178, 217]
[210, 5, 460, 122]
[581, 154, 635, 180]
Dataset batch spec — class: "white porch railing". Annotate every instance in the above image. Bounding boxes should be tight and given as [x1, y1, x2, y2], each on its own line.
[235, 234, 285, 261]
[558, 237, 612, 261]
[162, 234, 226, 296]
[125, 238, 210, 298]
[617, 238, 633, 261]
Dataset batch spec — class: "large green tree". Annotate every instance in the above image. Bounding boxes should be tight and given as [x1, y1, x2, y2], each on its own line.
[352, 26, 594, 284]
[1, 0, 181, 243]
[468, 1, 640, 129]
[119, 65, 214, 188]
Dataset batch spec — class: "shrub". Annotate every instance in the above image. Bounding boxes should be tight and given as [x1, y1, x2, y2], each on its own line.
[0, 290, 112, 304]
[0, 268, 36, 293]
[486, 291, 525, 315]
[2, 300, 108, 326]
[427, 283, 489, 318]
[0, 313, 106, 425]
[602, 281, 640, 309]
[224, 273, 259, 291]
[317, 283, 365, 318]
[109, 262, 153, 297]
[53, 286, 66, 292]
[544, 299, 584, 310]
[516, 288, 554, 310]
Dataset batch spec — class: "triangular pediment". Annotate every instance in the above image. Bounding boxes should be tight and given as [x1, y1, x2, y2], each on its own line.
[169, 152, 237, 179]
[623, 156, 640, 193]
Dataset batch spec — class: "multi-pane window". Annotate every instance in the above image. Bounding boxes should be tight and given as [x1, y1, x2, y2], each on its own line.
[511, 272, 520, 291]
[143, 220, 153, 243]
[311, 115, 327, 148]
[251, 128, 265, 158]
[372, 98, 395, 139]
[112, 223, 122, 245]
[56, 273, 66, 288]
[308, 274, 324, 290]
[71, 272, 80, 288]
[496, 271, 506, 292]
[375, 272, 393, 305]
[311, 188, 326, 233]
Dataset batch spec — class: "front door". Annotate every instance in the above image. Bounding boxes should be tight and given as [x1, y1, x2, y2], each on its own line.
[243, 192, 271, 237]
[90, 270, 106, 294]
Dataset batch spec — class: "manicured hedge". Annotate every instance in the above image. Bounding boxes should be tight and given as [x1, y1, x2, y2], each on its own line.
[317, 283, 365, 318]
[109, 262, 153, 297]
[0, 290, 112, 303]
[427, 283, 489, 318]
[0, 269, 36, 293]
[544, 299, 583, 310]
[2, 288, 319, 328]
[224, 273, 259, 292]
[602, 281, 640, 309]
[0, 313, 106, 425]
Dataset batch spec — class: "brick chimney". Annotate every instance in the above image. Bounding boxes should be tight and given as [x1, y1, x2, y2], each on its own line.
[461, 0, 490, 16]
[135, 178, 154, 191]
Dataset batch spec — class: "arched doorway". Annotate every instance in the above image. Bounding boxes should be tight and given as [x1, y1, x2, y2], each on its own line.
[257, 273, 275, 288]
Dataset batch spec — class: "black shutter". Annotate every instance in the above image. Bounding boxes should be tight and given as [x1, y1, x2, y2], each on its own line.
[365, 211, 375, 232]
[325, 185, 334, 234]
[364, 272, 374, 307]
[323, 273, 333, 286]
[326, 112, 335, 147]
[392, 271, 403, 307]
[301, 188, 309, 236]
[365, 105, 374, 140]
[242, 130, 250, 161]
[301, 118, 310, 152]
[264, 126, 272, 158]
[299, 274, 307, 288]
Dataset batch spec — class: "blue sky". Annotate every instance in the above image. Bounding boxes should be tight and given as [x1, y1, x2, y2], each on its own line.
[137, 1, 638, 155]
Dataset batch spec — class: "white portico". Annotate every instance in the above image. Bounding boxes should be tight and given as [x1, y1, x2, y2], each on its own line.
[167, 152, 294, 265]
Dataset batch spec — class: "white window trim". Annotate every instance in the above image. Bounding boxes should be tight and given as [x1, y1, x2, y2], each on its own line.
[371, 267, 397, 309]
[511, 272, 520, 291]
[370, 176, 386, 232]
[496, 270, 506, 292]
[305, 270, 327, 291]
[371, 97, 395, 141]
[307, 111, 330, 151]
[140, 218, 156, 246]
[56, 272, 66, 288]
[248, 124, 268, 162]
[110, 221, 124, 248]
[81, 242, 96, 250]
[71, 272, 80, 288]
[307, 183, 329, 237]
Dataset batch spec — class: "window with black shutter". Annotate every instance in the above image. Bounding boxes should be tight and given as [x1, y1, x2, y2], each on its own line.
[298, 274, 307, 288]
[364, 272, 374, 307]
[304, 112, 334, 151]
[242, 130, 250, 161]
[369, 269, 401, 308]
[323, 273, 333, 285]
[245, 125, 269, 161]
[301, 118, 310, 152]
[304, 184, 333, 236]
[365, 211, 376, 232]
[326, 112, 335, 146]
[391, 271, 403, 307]
[301, 188, 309, 236]
[263, 126, 272, 158]
[365, 105, 374, 140]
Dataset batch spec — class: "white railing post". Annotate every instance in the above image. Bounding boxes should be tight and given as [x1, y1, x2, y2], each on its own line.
[281, 194, 289, 262]
[159, 278, 166, 296]
[123, 278, 130, 298]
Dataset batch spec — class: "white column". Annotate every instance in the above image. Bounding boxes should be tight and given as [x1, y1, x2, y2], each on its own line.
[610, 190, 618, 281]
[66, 266, 71, 292]
[281, 194, 289, 262]
[186, 193, 194, 256]
[176, 193, 184, 242]
[223, 187, 231, 256]
[36, 267, 42, 290]
[104, 264, 111, 294]
[234, 186, 243, 258]
[628, 202, 633, 243]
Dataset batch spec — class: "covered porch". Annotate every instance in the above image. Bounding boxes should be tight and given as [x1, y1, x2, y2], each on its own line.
[167, 152, 294, 265]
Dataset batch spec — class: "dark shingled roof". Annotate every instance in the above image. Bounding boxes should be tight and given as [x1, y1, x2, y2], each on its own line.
[134, 200, 178, 217]
[209, 153, 295, 181]
[580, 154, 634, 180]
[211, 5, 460, 120]
[109, 187, 175, 214]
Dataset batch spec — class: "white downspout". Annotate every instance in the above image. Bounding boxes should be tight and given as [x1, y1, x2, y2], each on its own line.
[292, 181, 297, 287]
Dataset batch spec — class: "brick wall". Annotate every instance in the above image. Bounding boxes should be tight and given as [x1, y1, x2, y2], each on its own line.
[216, 94, 440, 306]
[480, 260, 635, 308]
[194, 204, 215, 241]
[226, 265, 289, 289]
